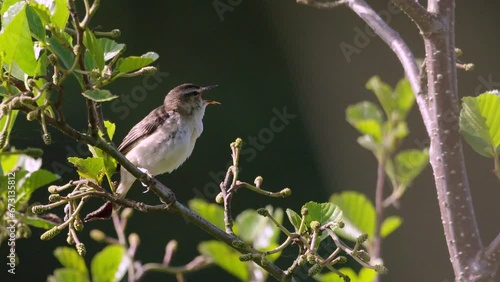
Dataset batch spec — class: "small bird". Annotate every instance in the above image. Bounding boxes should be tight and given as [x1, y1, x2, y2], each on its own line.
[85, 83, 218, 221]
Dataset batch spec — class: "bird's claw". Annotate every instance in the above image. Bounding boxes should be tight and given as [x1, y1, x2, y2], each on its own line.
[138, 167, 154, 193]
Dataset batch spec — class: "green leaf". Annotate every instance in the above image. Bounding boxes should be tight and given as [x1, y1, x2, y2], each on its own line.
[286, 208, 302, 232]
[83, 29, 105, 70]
[346, 101, 384, 141]
[99, 38, 125, 61]
[366, 76, 394, 118]
[302, 201, 343, 230]
[356, 135, 380, 152]
[24, 215, 58, 229]
[51, 0, 69, 29]
[381, 216, 402, 238]
[393, 78, 414, 120]
[316, 267, 376, 282]
[0, 154, 19, 174]
[87, 121, 117, 186]
[366, 76, 414, 122]
[82, 89, 118, 102]
[117, 52, 159, 74]
[386, 149, 429, 188]
[48, 36, 74, 69]
[198, 241, 249, 281]
[0, 2, 37, 75]
[91, 245, 125, 282]
[27, 2, 51, 25]
[103, 120, 116, 139]
[25, 5, 45, 41]
[188, 198, 226, 231]
[236, 207, 282, 249]
[1, 0, 21, 15]
[67, 157, 105, 184]
[54, 247, 88, 276]
[330, 191, 375, 241]
[48, 269, 89, 282]
[460, 92, 500, 157]
[18, 169, 60, 203]
[34, 51, 48, 104]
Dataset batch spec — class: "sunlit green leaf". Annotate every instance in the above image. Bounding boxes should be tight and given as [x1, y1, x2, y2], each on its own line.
[24, 215, 58, 229]
[0, 2, 37, 75]
[302, 201, 343, 228]
[381, 216, 402, 238]
[83, 29, 105, 70]
[47, 269, 89, 282]
[316, 267, 376, 282]
[460, 92, 500, 157]
[103, 120, 116, 139]
[330, 191, 375, 241]
[198, 241, 248, 281]
[51, 0, 69, 29]
[0, 154, 19, 174]
[393, 78, 414, 120]
[386, 149, 429, 188]
[0, 0, 21, 15]
[236, 206, 282, 250]
[366, 76, 393, 118]
[117, 52, 159, 74]
[82, 89, 118, 102]
[188, 198, 226, 231]
[25, 5, 45, 40]
[67, 157, 105, 184]
[286, 208, 302, 232]
[366, 76, 414, 122]
[91, 245, 125, 282]
[99, 38, 125, 61]
[346, 101, 384, 141]
[27, 2, 51, 25]
[54, 247, 88, 276]
[18, 169, 60, 202]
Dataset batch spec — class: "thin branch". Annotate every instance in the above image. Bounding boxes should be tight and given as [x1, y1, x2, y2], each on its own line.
[140, 256, 213, 276]
[372, 155, 386, 263]
[485, 233, 500, 264]
[297, 0, 347, 9]
[297, 0, 432, 136]
[15, 104, 291, 281]
[68, 0, 99, 137]
[392, 0, 443, 37]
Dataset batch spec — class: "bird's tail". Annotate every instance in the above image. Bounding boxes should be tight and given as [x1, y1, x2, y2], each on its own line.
[115, 168, 135, 198]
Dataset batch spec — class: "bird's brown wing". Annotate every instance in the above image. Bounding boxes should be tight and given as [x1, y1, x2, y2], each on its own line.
[118, 106, 171, 155]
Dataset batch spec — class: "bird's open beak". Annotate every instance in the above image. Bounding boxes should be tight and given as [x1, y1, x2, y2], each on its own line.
[201, 85, 220, 105]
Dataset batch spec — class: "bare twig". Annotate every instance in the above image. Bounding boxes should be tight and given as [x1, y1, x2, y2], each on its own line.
[373, 155, 386, 265]
[297, 0, 347, 9]
[67, 0, 99, 137]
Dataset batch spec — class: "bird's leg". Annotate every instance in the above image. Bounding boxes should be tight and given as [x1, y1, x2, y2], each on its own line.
[137, 167, 154, 193]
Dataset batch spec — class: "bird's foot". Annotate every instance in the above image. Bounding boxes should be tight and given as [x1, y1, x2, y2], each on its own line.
[138, 167, 154, 193]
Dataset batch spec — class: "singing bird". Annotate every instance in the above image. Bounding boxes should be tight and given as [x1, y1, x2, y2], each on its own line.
[85, 83, 218, 221]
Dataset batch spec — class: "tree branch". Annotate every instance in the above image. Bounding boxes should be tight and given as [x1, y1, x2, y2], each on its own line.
[297, 0, 432, 136]
[391, 0, 443, 37]
[15, 104, 292, 281]
[423, 1, 489, 280]
[67, 0, 99, 137]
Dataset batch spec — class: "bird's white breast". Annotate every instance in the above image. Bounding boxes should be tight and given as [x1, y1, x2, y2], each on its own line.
[124, 108, 205, 176]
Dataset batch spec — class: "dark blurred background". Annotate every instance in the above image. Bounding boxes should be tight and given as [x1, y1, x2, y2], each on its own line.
[2, 0, 500, 281]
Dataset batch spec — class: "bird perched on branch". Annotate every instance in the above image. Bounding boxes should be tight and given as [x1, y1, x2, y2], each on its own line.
[85, 83, 218, 221]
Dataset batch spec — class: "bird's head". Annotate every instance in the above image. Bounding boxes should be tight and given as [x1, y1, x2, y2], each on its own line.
[164, 83, 219, 115]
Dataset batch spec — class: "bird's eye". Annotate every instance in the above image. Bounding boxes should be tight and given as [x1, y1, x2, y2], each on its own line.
[184, 90, 199, 97]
